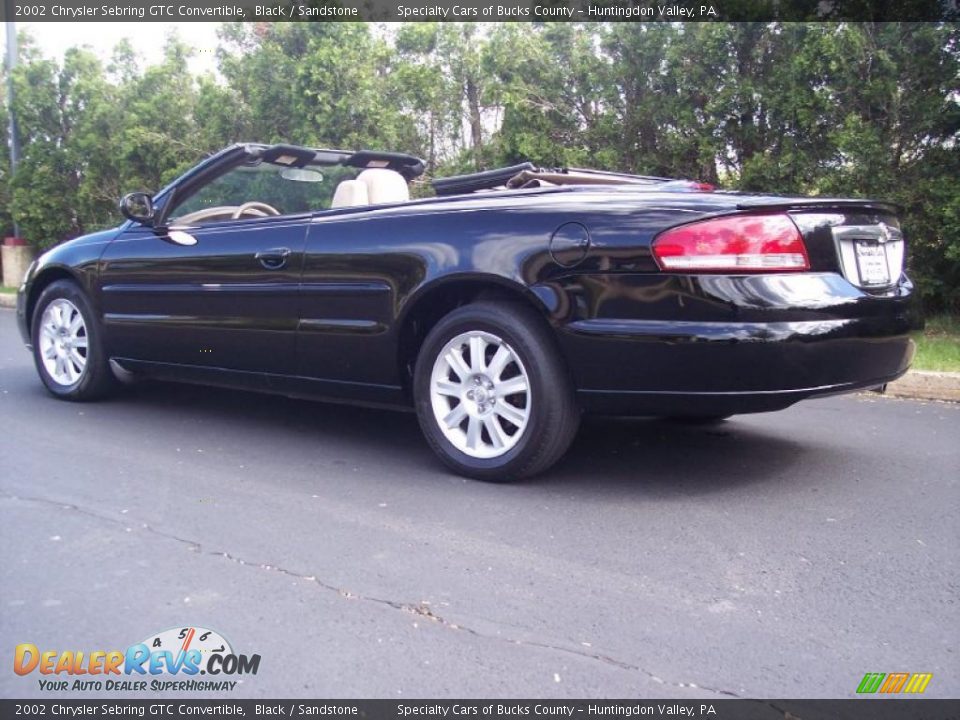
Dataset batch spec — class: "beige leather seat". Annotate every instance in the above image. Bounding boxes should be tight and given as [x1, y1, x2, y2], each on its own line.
[358, 169, 409, 205]
[331, 179, 369, 208]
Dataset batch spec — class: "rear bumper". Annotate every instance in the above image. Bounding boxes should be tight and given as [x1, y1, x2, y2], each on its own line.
[575, 370, 911, 417]
[554, 272, 920, 416]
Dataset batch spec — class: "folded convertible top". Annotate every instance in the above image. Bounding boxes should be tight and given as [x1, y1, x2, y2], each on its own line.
[431, 163, 537, 196]
[431, 164, 674, 196]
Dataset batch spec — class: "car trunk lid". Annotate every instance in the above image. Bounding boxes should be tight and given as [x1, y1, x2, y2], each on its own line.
[734, 198, 905, 290]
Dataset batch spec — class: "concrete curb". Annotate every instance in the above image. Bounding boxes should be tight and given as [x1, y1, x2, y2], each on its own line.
[0, 302, 955, 402]
[884, 370, 960, 403]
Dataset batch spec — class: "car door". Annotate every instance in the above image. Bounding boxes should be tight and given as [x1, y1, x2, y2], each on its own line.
[296, 206, 433, 400]
[98, 216, 308, 375]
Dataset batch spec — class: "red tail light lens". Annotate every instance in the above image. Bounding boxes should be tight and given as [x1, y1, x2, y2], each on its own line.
[652, 214, 810, 272]
[658, 180, 716, 192]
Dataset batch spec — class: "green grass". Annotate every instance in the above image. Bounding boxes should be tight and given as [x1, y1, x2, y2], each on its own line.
[0, 286, 16, 294]
[913, 315, 960, 372]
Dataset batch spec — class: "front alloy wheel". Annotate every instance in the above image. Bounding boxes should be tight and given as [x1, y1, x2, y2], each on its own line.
[32, 280, 116, 401]
[38, 298, 89, 386]
[414, 301, 579, 481]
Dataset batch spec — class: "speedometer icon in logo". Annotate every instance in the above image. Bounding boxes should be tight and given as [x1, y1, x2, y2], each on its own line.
[131, 625, 260, 677]
[142, 627, 233, 661]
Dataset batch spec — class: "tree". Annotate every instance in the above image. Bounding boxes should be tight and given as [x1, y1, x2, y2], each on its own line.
[484, 23, 612, 169]
[392, 23, 463, 176]
[8, 34, 89, 245]
[114, 34, 207, 193]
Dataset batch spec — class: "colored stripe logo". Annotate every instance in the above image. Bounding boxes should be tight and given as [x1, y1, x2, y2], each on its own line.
[857, 672, 932, 694]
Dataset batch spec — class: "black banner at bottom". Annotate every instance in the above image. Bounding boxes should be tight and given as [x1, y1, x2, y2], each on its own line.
[2, 700, 959, 720]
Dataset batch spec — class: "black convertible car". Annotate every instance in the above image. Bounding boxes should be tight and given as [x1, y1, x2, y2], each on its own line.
[16, 143, 918, 480]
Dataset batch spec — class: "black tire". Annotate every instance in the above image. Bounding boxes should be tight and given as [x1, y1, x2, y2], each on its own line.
[413, 301, 579, 482]
[31, 280, 116, 401]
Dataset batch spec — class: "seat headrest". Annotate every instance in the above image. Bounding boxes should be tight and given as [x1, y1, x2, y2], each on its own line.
[357, 168, 409, 205]
[331, 179, 369, 209]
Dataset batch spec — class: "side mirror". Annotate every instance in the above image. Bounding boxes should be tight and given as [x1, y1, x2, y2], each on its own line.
[119, 192, 155, 224]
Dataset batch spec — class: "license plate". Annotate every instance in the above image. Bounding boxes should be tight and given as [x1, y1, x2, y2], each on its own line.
[854, 241, 890, 286]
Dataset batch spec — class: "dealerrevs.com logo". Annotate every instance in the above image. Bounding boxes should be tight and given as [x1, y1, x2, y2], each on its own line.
[13, 627, 260, 692]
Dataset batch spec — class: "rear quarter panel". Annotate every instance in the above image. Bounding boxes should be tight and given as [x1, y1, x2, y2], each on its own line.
[298, 188, 731, 387]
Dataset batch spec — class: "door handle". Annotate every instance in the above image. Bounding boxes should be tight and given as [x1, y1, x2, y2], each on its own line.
[255, 247, 291, 270]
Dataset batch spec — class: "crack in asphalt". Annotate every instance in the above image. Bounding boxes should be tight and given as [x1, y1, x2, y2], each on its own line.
[3, 491, 745, 699]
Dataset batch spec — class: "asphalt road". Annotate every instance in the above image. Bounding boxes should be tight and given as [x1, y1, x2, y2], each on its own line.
[0, 308, 957, 701]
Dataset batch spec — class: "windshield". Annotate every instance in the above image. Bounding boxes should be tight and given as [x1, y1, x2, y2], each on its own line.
[169, 161, 362, 225]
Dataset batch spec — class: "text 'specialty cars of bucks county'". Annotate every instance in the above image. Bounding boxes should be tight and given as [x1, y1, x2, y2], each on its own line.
[16, 143, 920, 481]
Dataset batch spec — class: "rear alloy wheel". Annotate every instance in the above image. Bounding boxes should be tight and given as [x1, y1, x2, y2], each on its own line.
[414, 301, 579, 481]
[429, 330, 531, 459]
[32, 280, 116, 401]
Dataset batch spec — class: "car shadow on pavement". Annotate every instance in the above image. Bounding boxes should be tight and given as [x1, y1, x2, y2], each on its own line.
[105, 379, 826, 499]
[116, 378, 425, 446]
[537, 415, 817, 498]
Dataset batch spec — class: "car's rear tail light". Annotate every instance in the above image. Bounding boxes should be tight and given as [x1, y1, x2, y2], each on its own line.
[652, 213, 810, 272]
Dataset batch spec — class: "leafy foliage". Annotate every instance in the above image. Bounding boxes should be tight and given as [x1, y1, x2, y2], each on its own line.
[0, 22, 957, 310]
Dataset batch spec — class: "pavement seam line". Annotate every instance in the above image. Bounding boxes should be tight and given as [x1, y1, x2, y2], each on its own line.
[3, 491, 744, 699]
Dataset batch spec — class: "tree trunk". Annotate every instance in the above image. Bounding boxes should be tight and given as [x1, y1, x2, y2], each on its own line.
[466, 75, 483, 170]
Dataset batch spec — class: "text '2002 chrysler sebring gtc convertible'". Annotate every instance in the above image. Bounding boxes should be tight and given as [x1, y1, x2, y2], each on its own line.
[16, 143, 919, 480]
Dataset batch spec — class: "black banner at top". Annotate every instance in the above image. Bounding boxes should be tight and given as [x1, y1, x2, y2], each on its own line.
[0, 0, 957, 22]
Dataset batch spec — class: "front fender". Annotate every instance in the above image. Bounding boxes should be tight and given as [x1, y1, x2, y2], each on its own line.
[16, 227, 122, 345]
